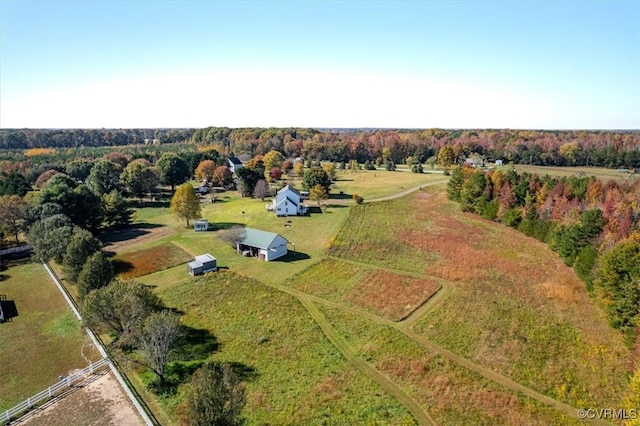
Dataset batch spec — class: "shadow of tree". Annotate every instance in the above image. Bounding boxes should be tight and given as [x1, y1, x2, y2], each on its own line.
[111, 258, 134, 274]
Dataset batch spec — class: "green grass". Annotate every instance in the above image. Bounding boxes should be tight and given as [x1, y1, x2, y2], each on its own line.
[134, 190, 350, 287]
[318, 305, 582, 425]
[503, 164, 639, 182]
[149, 270, 416, 425]
[329, 169, 445, 201]
[328, 193, 441, 274]
[284, 258, 441, 321]
[0, 260, 98, 412]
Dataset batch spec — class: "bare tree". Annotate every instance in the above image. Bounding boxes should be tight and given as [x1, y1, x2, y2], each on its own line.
[137, 310, 183, 387]
[219, 225, 245, 252]
[253, 179, 270, 201]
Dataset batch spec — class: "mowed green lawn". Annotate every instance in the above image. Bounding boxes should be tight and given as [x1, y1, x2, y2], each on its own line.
[329, 169, 446, 201]
[0, 260, 97, 412]
[133, 190, 350, 288]
[151, 271, 416, 425]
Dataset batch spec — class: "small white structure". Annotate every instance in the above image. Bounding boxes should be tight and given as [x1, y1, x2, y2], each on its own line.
[194, 219, 209, 231]
[272, 185, 308, 216]
[188, 254, 217, 275]
[228, 156, 244, 174]
[237, 228, 289, 261]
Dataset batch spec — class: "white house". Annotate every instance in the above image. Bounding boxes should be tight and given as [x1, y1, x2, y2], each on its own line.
[228, 156, 243, 174]
[194, 219, 209, 231]
[237, 228, 289, 261]
[272, 185, 308, 216]
[188, 254, 217, 275]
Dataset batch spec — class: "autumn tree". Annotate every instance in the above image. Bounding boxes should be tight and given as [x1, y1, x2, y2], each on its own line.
[437, 146, 456, 169]
[0, 195, 27, 244]
[77, 251, 115, 299]
[157, 152, 190, 191]
[293, 162, 304, 177]
[309, 184, 328, 208]
[35, 169, 63, 189]
[212, 165, 233, 187]
[137, 311, 184, 388]
[170, 183, 201, 227]
[262, 150, 284, 176]
[253, 179, 270, 201]
[185, 363, 246, 426]
[322, 162, 336, 180]
[194, 160, 217, 182]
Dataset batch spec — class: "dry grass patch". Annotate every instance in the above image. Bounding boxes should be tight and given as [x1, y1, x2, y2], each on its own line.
[113, 243, 192, 279]
[346, 270, 440, 321]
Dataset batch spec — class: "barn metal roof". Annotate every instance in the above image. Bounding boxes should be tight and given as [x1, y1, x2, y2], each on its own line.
[240, 228, 288, 249]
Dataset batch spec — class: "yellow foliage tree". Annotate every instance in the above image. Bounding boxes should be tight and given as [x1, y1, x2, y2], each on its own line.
[195, 160, 217, 182]
[170, 183, 201, 227]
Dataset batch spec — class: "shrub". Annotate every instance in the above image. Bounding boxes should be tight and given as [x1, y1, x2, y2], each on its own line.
[352, 194, 364, 204]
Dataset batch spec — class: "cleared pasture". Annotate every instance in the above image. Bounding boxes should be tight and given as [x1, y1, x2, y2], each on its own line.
[0, 260, 98, 412]
[505, 164, 638, 182]
[151, 270, 417, 425]
[329, 169, 446, 201]
[285, 258, 441, 321]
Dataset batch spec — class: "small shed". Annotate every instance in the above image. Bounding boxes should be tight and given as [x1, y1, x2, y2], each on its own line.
[194, 220, 209, 232]
[188, 254, 217, 275]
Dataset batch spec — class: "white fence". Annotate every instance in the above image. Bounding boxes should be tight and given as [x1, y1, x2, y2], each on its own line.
[1, 358, 110, 424]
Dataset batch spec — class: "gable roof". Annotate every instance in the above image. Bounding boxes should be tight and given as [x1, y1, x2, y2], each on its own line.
[275, 196, 298, 207]
[240, 228, 288, 249]
[277, 184, 300, 196]
[228, 156, 243, 165]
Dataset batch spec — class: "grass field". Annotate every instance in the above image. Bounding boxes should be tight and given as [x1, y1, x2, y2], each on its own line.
[504, 164, 638, 182]
[318, 305, 581, 426]
[113, 242, 193, 279]
[74, 171, 632, 424]
[285, 258, 441, 321]
[0, 260, 99, 412]
[329, 186, 630, 409]
[329, 169, 445, 201]
[151, 270, 416, 425]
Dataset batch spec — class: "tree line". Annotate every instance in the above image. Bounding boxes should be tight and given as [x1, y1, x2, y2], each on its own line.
[447, 166, 640, 348]
[2, 127, 639, 168]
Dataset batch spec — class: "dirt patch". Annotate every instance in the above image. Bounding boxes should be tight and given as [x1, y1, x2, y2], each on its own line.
[101, 225, 173, 254]
[345, 270, 441, 321]
[16, 371, 143, 426]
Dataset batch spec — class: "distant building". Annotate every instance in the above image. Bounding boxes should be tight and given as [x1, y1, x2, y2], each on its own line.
[495, 159, 503, 166]
[228, 157, 244, 174]
[237, 228, 289, 261]
[188, 254, 217, 275]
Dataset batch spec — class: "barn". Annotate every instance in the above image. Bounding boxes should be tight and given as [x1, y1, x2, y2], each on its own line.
[188, 254, 217, 275]
[237, 228, 289, 261]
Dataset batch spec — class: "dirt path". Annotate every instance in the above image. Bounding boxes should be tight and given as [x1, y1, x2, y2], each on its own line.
[365, 179, 448, 203]
[13, 371, 143, 426]
[100, 225, 173, 254]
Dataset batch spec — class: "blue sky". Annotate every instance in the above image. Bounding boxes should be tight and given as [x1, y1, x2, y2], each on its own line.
[1, 1, 638, 129]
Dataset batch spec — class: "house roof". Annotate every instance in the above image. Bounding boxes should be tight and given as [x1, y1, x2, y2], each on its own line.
[228, 156, 243, 165]
[194, 253, 216, 264]
[240, 228, 288, 249]
[275, 196, 298, 207]
[277, 184, 300, 196]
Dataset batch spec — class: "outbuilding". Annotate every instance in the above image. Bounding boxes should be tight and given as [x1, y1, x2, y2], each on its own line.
[194, 219, 209, 231]
[237, 228, 289, 261]
[188, 254, 217, 275]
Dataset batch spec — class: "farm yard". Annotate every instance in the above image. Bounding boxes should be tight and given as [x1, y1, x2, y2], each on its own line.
[2, 168, 633, 425]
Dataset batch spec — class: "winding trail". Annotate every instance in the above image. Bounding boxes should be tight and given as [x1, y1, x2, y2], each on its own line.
[271, 180, 607, 425]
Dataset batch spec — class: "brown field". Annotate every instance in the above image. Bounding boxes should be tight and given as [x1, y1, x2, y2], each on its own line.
[346, 269, 441, 321]
[113, 243, 193, 279]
